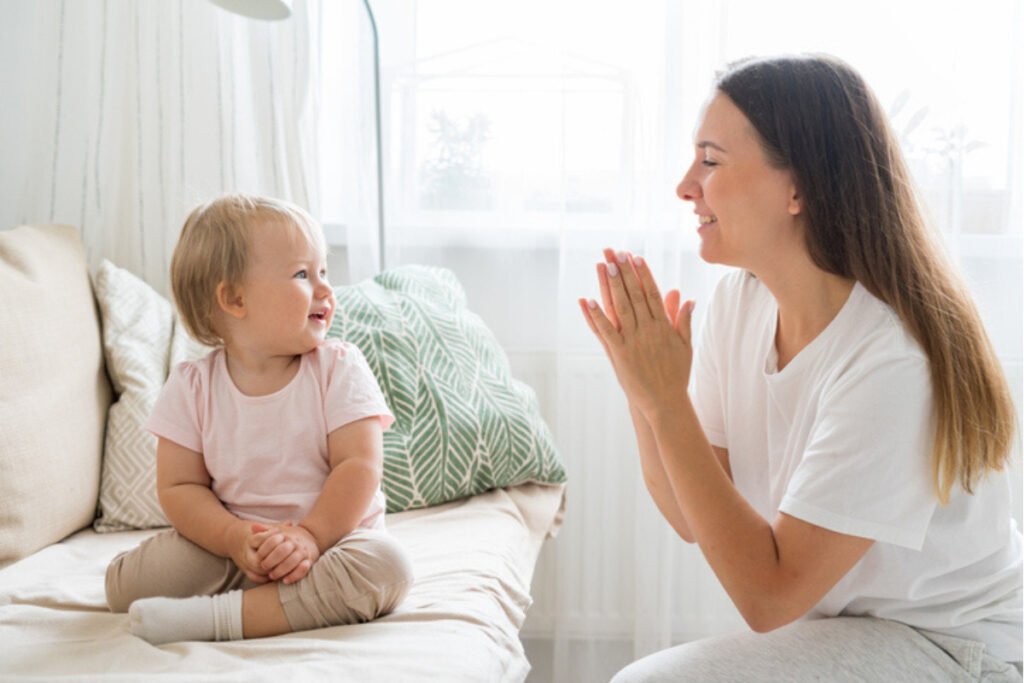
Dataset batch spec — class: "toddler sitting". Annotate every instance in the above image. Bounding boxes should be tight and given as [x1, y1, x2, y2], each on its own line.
[105, 194, 413, 644]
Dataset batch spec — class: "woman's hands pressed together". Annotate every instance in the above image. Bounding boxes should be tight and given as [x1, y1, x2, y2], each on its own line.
[579, 248, 696, 422]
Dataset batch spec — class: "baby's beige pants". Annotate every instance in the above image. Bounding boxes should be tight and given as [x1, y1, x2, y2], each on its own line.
[105, 527, 413, 633]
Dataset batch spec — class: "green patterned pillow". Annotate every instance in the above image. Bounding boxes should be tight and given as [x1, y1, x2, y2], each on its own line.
[328, 265, 566, 512]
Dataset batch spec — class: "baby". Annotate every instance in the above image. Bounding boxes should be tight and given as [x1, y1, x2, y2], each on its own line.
[105, 194, 413, 644]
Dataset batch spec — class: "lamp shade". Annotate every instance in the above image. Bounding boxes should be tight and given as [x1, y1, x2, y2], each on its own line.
[209, 0, 292, 21]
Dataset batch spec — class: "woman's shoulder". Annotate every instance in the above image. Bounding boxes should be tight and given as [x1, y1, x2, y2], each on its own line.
[847, 284, 928, 363]
[824, 284, 930, 391]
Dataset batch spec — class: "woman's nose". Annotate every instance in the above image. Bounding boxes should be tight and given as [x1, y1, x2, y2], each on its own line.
[676, 169, 702, 202]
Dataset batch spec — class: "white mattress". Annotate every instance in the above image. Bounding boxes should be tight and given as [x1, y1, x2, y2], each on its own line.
[0, 483, 565, 682]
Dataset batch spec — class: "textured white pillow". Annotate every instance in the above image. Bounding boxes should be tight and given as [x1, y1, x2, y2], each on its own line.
[92, 260, 209, 531]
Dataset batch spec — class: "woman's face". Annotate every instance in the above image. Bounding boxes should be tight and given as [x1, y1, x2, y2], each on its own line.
[676, 92, 804, 271]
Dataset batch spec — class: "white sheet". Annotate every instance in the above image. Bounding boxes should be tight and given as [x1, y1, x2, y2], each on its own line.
[0, 483, 565, 682]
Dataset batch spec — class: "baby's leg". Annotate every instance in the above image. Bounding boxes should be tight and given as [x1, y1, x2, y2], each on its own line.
[240, 582, 292, 638]
[106, 529, 258, 645]
[261, 528, 413, 636]
[105, 529, 252, 612]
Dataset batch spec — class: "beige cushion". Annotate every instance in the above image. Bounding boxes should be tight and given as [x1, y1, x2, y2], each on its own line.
[0, 224, 111, 567]
[92, 260, 210, 531]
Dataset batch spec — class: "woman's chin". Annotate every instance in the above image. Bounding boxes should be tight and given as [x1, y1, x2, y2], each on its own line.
[697, 233, 740, 268]
[697, 240, 720, 265]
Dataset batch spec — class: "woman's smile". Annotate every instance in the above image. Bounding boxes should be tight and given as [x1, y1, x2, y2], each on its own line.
[696, 213, 718, 232]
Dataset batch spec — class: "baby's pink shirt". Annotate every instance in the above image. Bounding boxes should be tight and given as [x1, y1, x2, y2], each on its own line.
[146, 339, 394, 528]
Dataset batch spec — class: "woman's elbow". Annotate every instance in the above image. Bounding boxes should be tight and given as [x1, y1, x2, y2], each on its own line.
[663, 511, 695, 543]
[739, 600, 802, 634]
[745, 614, 785, 634]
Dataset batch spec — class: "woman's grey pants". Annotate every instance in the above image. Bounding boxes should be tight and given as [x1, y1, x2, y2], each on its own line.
[611, 616, 1023, 682]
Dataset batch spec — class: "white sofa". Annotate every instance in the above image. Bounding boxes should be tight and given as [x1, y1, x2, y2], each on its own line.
[0, 224, 566, 682]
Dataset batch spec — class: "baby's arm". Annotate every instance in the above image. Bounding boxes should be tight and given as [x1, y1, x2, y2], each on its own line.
[255, 417, 384, 584]
[156, 437, 270, 584]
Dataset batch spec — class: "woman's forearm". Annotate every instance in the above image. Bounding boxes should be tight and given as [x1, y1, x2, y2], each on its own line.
[648, 398, 785, 628]
[158, 483, 248, 558]
[630, 405, 695, 542]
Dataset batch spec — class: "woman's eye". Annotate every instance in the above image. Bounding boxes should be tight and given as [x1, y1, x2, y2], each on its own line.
[702, 159, 718, 167]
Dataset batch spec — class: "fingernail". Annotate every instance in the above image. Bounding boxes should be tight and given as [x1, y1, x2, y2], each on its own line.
[607, 262, 619, 277]
[634, 255, 644, 267]
[588, 299, 597, 309]
[616, 250, 627, 263]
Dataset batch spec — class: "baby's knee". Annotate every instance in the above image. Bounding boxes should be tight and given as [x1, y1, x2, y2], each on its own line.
[302, 531, 414, 624]
[341, 531, 414, 618]
[365, 532, 414, 597]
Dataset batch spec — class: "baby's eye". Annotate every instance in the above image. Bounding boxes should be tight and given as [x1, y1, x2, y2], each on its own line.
[294, 270, 308, 279]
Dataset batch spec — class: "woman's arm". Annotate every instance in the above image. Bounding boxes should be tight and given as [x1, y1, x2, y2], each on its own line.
[648, 398, 873, 632]
[156, 437, 269, 583]
[631, 404, 693, 541]
[631, 404, 733, 543]
[583, 248, 733, 543]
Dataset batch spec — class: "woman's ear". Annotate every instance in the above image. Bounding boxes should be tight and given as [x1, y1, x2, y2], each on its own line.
[787, 183, 803, 216]
[215, 281, 247, 319]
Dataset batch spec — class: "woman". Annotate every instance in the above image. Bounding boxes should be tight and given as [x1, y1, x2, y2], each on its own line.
[581, 54, 1023, 682]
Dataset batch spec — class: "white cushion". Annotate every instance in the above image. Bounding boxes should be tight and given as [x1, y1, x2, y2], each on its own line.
[0, 225, 111, 566]
[92, 260, 209, 531]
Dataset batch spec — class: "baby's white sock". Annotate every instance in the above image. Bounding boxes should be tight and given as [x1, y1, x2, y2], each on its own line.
[128, 590, 244, 645]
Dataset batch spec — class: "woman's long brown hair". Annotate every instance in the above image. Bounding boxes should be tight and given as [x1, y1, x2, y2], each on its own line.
[716, 54, 1016, 504]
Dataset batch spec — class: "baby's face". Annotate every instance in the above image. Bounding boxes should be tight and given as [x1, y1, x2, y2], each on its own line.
[239, 220, 334, 356]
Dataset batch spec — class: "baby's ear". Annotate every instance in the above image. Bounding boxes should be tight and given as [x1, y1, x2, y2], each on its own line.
[216, 281, 247, 319]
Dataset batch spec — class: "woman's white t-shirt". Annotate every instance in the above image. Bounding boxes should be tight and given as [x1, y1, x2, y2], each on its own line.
[689, 270, 1023, 662]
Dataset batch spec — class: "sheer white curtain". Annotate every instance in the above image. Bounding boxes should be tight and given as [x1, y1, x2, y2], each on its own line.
[361, 1, 1023, 681]
[0, 0, 322, 294]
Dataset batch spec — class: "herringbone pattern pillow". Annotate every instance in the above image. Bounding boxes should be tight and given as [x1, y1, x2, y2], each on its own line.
[328, 265, 566, 512]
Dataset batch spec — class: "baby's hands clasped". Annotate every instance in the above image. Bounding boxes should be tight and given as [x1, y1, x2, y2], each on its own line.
[250, 522, 321, 585]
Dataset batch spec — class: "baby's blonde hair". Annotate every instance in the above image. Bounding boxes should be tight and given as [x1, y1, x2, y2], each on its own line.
[170, 193, 326, 347]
